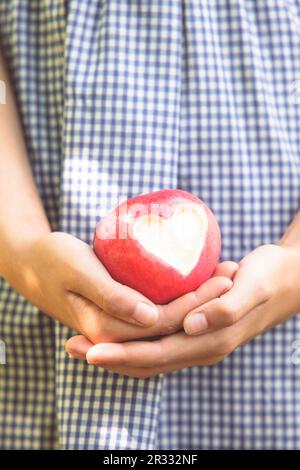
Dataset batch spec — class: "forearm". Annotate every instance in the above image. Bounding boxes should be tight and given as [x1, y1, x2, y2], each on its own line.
[278, 210, 300, 250]
[0, 48, 50, 278]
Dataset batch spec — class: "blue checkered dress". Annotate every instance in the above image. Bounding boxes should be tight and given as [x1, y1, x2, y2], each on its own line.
[1, 0, 300, 449]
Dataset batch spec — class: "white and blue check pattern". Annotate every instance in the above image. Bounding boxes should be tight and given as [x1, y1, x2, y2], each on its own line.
[1, 0, 300, 449]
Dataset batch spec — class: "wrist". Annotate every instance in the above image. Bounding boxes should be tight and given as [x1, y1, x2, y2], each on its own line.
[277, 236, 300, 252]
[0, 224, 51, 282]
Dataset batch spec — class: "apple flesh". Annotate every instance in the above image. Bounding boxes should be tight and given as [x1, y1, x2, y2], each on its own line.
[94, 189, 221, 304]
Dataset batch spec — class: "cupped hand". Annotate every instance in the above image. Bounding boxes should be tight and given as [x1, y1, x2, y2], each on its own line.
[67, 244, 300, 377]
[3, 231, 164, 343]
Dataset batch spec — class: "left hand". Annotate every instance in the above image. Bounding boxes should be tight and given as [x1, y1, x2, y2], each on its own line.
[66, 244, 300, 377]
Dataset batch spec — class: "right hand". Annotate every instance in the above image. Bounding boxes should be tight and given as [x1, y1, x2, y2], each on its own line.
[2, 231, 160, 343]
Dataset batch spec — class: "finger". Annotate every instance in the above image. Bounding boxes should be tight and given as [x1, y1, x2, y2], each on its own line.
[86, 329, 232, 369]
[184, 266, 269, 334]
[159, 276, 233, 333]
[68, 246, 159, 327]
[65, 334, 184, 375]
[68, 290, 158, 343]
[66, 335, 93, 359]
[212, 261, 239, 279]
[66, 334, 220, 378]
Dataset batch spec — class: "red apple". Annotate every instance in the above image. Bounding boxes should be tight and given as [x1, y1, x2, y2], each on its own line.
[94, 189, 221, 304]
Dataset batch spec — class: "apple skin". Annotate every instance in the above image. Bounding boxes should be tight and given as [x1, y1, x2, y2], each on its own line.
[93, 189, 221, 304]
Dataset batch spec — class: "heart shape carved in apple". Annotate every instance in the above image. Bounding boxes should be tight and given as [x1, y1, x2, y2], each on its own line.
[132, 203, 208, 275]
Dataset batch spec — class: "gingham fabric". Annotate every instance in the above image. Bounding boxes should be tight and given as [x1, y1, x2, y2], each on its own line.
[1, 0, 300, 450]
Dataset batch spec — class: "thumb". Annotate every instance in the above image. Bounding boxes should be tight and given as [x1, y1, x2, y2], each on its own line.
[68, 248, 159, 327]
[184, 267, 269, 335]
[160, 275, 233, 330]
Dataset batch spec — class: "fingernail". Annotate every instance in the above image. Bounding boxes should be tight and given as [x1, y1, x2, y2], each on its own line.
[134, 302, 158, 326]
[185, 313, 208, 335]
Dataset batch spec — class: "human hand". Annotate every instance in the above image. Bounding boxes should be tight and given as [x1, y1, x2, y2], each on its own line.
[2, 231, 164, 343]
[69, 244, 300, 377]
